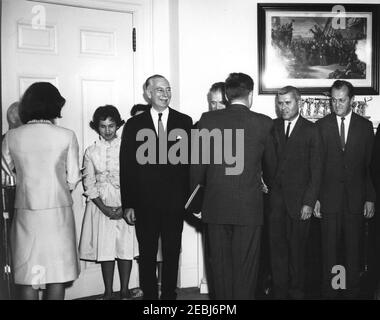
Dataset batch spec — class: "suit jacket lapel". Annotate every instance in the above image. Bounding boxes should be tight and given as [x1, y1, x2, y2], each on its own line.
[329, 113, 344, 152]
[345, 112, 358, 153]
[287, 115, 303, 142]
[277, 119, 286, 148]
[143, 108, 157, 138]
[167, 107, 175, 133]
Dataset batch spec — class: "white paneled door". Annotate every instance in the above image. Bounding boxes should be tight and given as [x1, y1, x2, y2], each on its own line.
[1, 0, 137, 299]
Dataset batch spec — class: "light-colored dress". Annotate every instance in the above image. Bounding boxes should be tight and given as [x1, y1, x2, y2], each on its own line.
[2, 120, 81, 285]
[79, 136, 138, 261]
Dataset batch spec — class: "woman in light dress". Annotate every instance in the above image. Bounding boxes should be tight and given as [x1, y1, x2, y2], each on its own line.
[79, 105, 139, 300]
[2, 82, 81, 300]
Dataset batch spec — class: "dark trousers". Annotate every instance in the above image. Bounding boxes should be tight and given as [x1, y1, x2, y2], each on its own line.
[269, 192, 310, 299]
[206, 223, 262, 300]
[321, 196, 363, 299]
[135, 208, 183, 300]
[366, 197, 380, 295]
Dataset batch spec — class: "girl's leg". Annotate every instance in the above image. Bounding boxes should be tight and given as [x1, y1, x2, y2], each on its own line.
[45, 283, 65, 300]
[101, 260, 116, 298]
[19, 285, 39, 300]
[117, 259, 132, 298]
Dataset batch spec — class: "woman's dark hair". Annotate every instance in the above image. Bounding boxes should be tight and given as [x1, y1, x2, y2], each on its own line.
[89, 105, 125, 133]
[130, 104, 150, 116]
[19, 82, 66, 123]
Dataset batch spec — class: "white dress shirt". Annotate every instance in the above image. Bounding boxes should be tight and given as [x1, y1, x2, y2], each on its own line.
[284, 113, 300, 138]
[150, 106, 169, 134]
[336, 110, 352, 144]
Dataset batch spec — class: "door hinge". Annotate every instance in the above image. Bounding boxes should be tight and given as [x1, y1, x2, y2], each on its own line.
[133, 27, 136, 52]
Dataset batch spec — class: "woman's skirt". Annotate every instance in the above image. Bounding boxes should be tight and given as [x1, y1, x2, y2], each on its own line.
[11, 206, 80, 285]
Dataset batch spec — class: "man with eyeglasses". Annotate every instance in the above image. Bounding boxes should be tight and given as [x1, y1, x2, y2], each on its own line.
[120, 75, 193, 300]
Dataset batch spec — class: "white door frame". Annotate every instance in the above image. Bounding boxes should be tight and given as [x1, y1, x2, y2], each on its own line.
[28, 0, 154, 105]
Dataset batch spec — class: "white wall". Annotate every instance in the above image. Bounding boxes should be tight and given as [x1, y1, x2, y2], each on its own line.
[175, 0, 380, 124]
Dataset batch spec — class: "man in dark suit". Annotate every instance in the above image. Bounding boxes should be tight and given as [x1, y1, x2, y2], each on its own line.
[269, 86, 322, 299]
[120, 75, 192, 300]
[190, 72, 277, 299]
[370, 124, 380, 298]
[315, 80, 375, 299]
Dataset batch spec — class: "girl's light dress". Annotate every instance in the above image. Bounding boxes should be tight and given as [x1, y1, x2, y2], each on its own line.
[79, 136, 138, 261]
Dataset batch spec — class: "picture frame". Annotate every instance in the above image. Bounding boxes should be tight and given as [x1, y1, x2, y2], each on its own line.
[257, 3, 380, 95]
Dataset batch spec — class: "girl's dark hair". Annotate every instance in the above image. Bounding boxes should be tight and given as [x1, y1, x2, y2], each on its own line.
[89, 105, 125, 133]
[19, 82, 65, 123]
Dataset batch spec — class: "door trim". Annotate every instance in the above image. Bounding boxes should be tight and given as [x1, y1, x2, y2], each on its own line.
[27, 0, 154, 105]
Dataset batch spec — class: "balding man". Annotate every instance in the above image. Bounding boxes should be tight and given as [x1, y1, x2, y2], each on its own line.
[120, 75, 193, 300]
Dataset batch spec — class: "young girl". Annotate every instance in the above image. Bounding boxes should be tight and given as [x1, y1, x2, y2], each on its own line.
[79, 105, 138, 300]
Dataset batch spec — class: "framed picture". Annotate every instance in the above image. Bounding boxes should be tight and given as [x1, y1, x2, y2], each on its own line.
[258, 3, 380, 95]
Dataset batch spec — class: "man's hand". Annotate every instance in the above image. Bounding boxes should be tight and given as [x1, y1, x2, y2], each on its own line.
[301, 205, 313, 220]
[124, 208, 136, 225]
[364, 201, 375, 219]
[313, 200, 322, 219]
[261, 182, 269, 194]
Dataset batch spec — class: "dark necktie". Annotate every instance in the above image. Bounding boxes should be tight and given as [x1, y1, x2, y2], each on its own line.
[158, 112, 167, 163]
[158, 112, 165, 134]
[340, 117, 345, 150]
[285, 121, 291, 140]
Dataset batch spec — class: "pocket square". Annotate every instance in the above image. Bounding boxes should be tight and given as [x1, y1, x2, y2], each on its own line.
[176, 135, 182, 140]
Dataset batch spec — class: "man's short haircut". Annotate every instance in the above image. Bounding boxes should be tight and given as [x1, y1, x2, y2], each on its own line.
[144, 74, 166, 90]
[19, 82, 65, 123]
[209, 82, 228, 106]
[225, 73, 254, 101]
[89, 104, 125, 134]
[330, 80, 355, 99]
[276, 86, 301, 102]
[130, 104, 150, 116]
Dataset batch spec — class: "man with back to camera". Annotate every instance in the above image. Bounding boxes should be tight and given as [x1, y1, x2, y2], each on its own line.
[370, 122, 380, 299]
[269, 86, 322, 299]
[315, 80, 375, 299]
[120, 75, 192, 300]
[190, 72, 277, 299]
